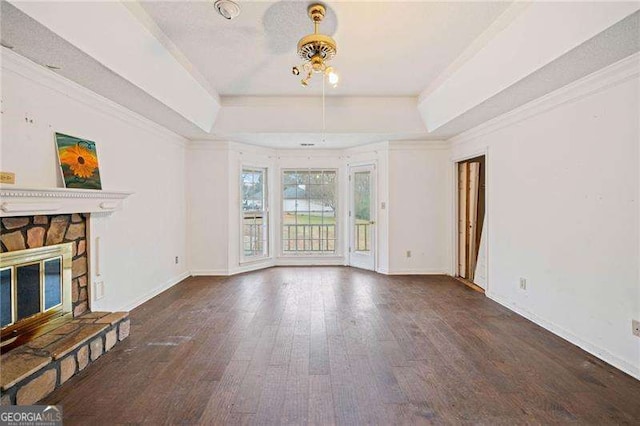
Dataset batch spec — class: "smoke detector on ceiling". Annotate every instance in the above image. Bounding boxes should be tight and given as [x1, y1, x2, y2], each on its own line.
[214, 0, 241, 20]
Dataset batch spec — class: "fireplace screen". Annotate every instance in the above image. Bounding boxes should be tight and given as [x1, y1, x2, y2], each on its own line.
[0, 243, 73, 338]
[1, 257, 65, 328]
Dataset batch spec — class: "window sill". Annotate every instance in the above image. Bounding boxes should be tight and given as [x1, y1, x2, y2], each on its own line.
[279, 253, 342, 258]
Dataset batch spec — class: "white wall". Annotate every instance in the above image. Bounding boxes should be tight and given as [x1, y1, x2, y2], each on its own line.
[186, 143, 230, 275]
[450, 55, 640, 378]
[387, 143, 451, 274]
[0, 49, 189, 312]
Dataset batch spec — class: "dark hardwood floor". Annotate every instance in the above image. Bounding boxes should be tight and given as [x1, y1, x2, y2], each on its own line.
[43, 267, 640, 425]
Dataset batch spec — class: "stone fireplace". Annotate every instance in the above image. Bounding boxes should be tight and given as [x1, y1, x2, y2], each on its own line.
[0, 186, 132, 405]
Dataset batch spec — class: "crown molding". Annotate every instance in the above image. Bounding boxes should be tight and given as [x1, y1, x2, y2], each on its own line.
[344, 141, 390, 155]
[449, 52, 640, 147]
[228, 141, 276, 156]
[0, 186, 133, 217]
[388, 140, 449, 151]
[187, 140, 231, 151]
[1, 48, 187, 147]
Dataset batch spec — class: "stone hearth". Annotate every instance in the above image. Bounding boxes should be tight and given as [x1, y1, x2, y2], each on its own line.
[0, 311, 129, 405]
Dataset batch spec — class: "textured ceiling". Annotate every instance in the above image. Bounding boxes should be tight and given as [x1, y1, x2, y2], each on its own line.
[3, 1, 636, 147]
[139, 1, 511, 96]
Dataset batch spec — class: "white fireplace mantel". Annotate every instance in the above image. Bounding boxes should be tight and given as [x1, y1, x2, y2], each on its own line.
[0, 186, 133, 217]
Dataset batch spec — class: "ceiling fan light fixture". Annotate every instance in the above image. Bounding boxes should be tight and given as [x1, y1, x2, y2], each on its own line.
[213, 0, 241, 20]
[292, 3, 339, 87]
[325, 66, 339, 87]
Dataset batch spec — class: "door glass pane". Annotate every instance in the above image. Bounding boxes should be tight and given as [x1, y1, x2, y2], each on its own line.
[44, 257, 62, 310]
[16, 263, 41, 320]
[1, 268, 12, 327]
[354, 171, 371, 252]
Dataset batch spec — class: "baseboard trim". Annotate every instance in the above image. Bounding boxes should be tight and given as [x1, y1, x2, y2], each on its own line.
[190, 269, 229, 276]
[119, 271, 191, 312]
[486, 291, 640, 380]
[228, 260, 276, 276]
[381, 269, 448, 275]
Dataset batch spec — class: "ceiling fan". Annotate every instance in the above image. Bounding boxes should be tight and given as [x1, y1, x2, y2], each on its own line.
[291, 3, 339, 88]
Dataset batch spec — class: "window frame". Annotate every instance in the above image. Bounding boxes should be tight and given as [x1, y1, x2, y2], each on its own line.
[280, 168, 339, 257]
[240, 166, 269, 263]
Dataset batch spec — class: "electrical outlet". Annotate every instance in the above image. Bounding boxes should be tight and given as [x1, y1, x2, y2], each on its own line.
[94, 281, 105, 300]
[519, 278, 527, 290]
[633, 319, 640, 337]
[406, 250, 411, 258]
[175, 256, 179, 264]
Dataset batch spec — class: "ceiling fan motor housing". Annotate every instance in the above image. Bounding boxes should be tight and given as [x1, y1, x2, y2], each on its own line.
[297, 3, 337, 66]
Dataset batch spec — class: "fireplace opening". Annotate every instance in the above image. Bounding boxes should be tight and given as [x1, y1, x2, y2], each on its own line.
[1, 243, 73, 353]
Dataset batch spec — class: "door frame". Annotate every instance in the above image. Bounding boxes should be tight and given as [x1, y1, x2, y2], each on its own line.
[451, 149, 489, 292]
[348, 162, 377, 271]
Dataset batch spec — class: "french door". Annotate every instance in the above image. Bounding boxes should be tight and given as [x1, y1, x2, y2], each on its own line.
[349, 164, 376, 271]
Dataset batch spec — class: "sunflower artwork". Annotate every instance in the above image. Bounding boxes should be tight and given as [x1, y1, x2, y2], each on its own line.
[55, 133, 102, 189]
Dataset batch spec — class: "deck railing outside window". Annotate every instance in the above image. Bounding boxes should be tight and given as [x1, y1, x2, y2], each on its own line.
[282, 223, 336, 252]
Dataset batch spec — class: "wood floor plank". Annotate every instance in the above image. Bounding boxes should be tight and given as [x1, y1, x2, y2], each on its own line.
[309, 310, 329, 375]
[198, 359, 251, 424]
[308, 375, 335, 426]
[253, 365, 289, 425]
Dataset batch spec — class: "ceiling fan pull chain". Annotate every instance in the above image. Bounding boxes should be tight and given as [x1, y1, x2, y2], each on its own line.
[322, 74, 326, 142]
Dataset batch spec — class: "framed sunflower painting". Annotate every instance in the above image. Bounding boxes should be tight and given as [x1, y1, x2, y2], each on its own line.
[55, 133, 102, 190]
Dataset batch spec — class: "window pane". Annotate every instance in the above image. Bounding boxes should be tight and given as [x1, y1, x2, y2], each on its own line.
[282, 169, 337, 254]
[284, 171, 304, 185]
[16, 263, 40, 320]
[44, 258, 62, 310]
[1, 268, 12, 327]
[242, 168, 268, 258]
[309, 171, 323, 185]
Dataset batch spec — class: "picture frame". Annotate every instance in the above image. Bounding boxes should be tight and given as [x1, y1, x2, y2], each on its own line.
[55, 132, 102, 190]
